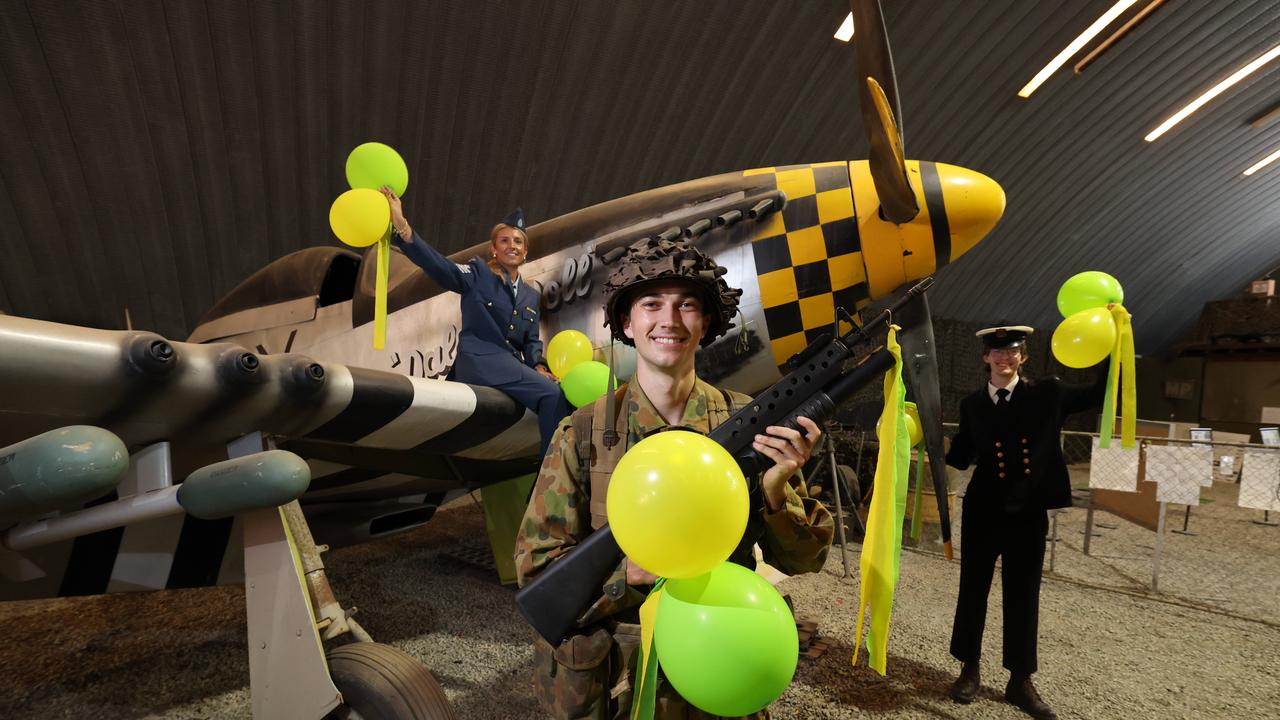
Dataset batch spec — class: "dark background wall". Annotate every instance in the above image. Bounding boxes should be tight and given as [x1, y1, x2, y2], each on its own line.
[2, 0, 1279, 354]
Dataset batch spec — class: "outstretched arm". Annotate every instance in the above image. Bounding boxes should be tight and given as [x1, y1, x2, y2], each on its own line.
[381, 187, 474, 294]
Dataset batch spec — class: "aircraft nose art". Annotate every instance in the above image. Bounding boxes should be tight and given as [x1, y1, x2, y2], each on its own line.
[742, 163, 869, 368]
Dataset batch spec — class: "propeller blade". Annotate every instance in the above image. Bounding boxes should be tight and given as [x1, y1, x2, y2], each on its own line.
[894, 283, 953, 559]
[851, 0, 919, 224]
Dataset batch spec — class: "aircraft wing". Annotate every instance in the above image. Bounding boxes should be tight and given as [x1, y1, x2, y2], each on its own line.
[0, 314, 542, 495]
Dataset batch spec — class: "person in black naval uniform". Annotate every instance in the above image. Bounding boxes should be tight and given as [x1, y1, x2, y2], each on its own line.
[945, 324, 1110, 720]
[381, 187, 569, 457]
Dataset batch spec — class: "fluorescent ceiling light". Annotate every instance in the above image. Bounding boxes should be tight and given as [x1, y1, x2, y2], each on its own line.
[1146, 42, 1280, 141]
[1018, 0, 1142, 98]
[834, 12, 855, 42]
[1243, 147, 1280, 176]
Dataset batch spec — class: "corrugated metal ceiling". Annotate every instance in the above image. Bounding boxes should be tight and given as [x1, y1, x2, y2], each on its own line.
[1, 0, 1278, 353]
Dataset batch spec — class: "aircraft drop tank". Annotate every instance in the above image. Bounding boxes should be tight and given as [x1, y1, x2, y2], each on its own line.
[0, 426, 128, 527]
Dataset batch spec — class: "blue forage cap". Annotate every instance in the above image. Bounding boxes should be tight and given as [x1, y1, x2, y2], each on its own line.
[501, 207, 525, 231]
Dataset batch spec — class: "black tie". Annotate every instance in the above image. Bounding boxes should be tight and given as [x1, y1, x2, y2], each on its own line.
[996, 388, 1010, 406]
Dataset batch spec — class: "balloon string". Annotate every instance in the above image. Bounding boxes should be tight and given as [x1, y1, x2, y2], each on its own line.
[373, 234, 389, 349]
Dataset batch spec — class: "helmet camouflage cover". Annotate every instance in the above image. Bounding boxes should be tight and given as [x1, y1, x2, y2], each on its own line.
[602, 237, 742, 347]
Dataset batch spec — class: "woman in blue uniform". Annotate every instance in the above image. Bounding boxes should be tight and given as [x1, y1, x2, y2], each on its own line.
[381, 187, 568, 457]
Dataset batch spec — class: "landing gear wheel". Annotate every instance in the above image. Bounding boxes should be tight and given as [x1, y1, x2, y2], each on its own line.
[325, 642, 455, 720]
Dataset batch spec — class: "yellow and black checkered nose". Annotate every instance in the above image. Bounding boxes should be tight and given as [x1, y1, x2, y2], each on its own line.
[745, 160, 1004, 367]
[854, 160, 1005, 298]
[745, 162, 869, 366]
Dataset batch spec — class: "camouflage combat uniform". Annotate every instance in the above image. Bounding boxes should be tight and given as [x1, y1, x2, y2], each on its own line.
[515, 377, 834, 719]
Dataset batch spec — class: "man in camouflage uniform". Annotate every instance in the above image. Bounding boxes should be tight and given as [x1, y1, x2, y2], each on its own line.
[514, 237, 835, 719]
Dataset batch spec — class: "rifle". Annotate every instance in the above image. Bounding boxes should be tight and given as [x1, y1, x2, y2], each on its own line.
[515, 279, 935, 645]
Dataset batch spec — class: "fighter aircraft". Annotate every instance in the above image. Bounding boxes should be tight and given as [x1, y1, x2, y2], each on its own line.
[0, 2, 1004, 718]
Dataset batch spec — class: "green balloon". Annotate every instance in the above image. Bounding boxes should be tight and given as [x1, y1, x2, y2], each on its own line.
[655, 563, 798, 716]
[561, 360, 615, 408]
[346, 142, 409, 196]
[1057, 271, 1124, 318]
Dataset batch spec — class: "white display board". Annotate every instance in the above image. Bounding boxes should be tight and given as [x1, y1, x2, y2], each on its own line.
[1089, 437, 1140, 492]
[1144, 445, 1211, 505]
[1239, 451, 1280, 512]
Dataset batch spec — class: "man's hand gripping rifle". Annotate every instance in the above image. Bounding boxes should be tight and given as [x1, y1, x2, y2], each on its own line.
[515, 279, 950, 645]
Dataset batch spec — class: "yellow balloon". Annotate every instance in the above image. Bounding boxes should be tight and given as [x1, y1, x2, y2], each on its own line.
[547, 330, 593, 378]
[329, 188, 390, 248]
[878, 401, 923, 446]
[903, 401, 923, 447]
[607, 431, 748, 579]
[1051, 307, 1117, 368]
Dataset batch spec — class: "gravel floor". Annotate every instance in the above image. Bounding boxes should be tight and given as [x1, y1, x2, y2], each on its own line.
[2, 490, 1277, 719]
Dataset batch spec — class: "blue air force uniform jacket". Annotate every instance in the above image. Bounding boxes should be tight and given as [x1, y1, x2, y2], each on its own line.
[945, 367, 1108, 513]
[393, 232, 546, 384]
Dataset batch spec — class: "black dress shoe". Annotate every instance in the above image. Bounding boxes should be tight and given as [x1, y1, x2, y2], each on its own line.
[1005, 676, 1057, 720]
[949, 662, 980, 703]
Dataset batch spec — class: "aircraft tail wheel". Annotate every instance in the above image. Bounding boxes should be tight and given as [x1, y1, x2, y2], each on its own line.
[326, 643, 456, 720]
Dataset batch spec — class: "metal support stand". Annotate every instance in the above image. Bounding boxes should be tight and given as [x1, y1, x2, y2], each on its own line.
[1152, 501, 1167, 592]
[1253, 510, 1280, 527]
[1171, 503, 1198, 536]
[824, 431, 852, 579]
[1048, 510, 1059, 574]
[852, 430, 866, 498]
[1082, 505, 1099, 555]
[233, 432, 343, 719]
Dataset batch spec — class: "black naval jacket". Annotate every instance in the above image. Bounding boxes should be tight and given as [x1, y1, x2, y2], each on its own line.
[945, 365, 1108, 513]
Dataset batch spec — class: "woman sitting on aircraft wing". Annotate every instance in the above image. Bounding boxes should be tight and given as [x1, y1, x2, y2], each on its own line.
[381, 187, 569, 457]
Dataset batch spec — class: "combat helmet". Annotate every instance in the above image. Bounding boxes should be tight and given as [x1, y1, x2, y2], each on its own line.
[602, 237, 742, 347]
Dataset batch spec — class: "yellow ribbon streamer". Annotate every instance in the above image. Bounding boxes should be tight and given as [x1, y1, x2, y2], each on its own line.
[1117, 307, 1136, 448]
[631, 585, 664, 720]
[373, 232, 390, 349]
[1099, 304, 1136, 449]
[852, 326, 908, 675]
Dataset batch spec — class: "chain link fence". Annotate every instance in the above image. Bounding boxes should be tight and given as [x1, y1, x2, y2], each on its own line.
[817, 424, 1280, 625]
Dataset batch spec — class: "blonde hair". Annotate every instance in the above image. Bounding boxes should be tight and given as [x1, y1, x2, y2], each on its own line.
[490, 223, 529, 245]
